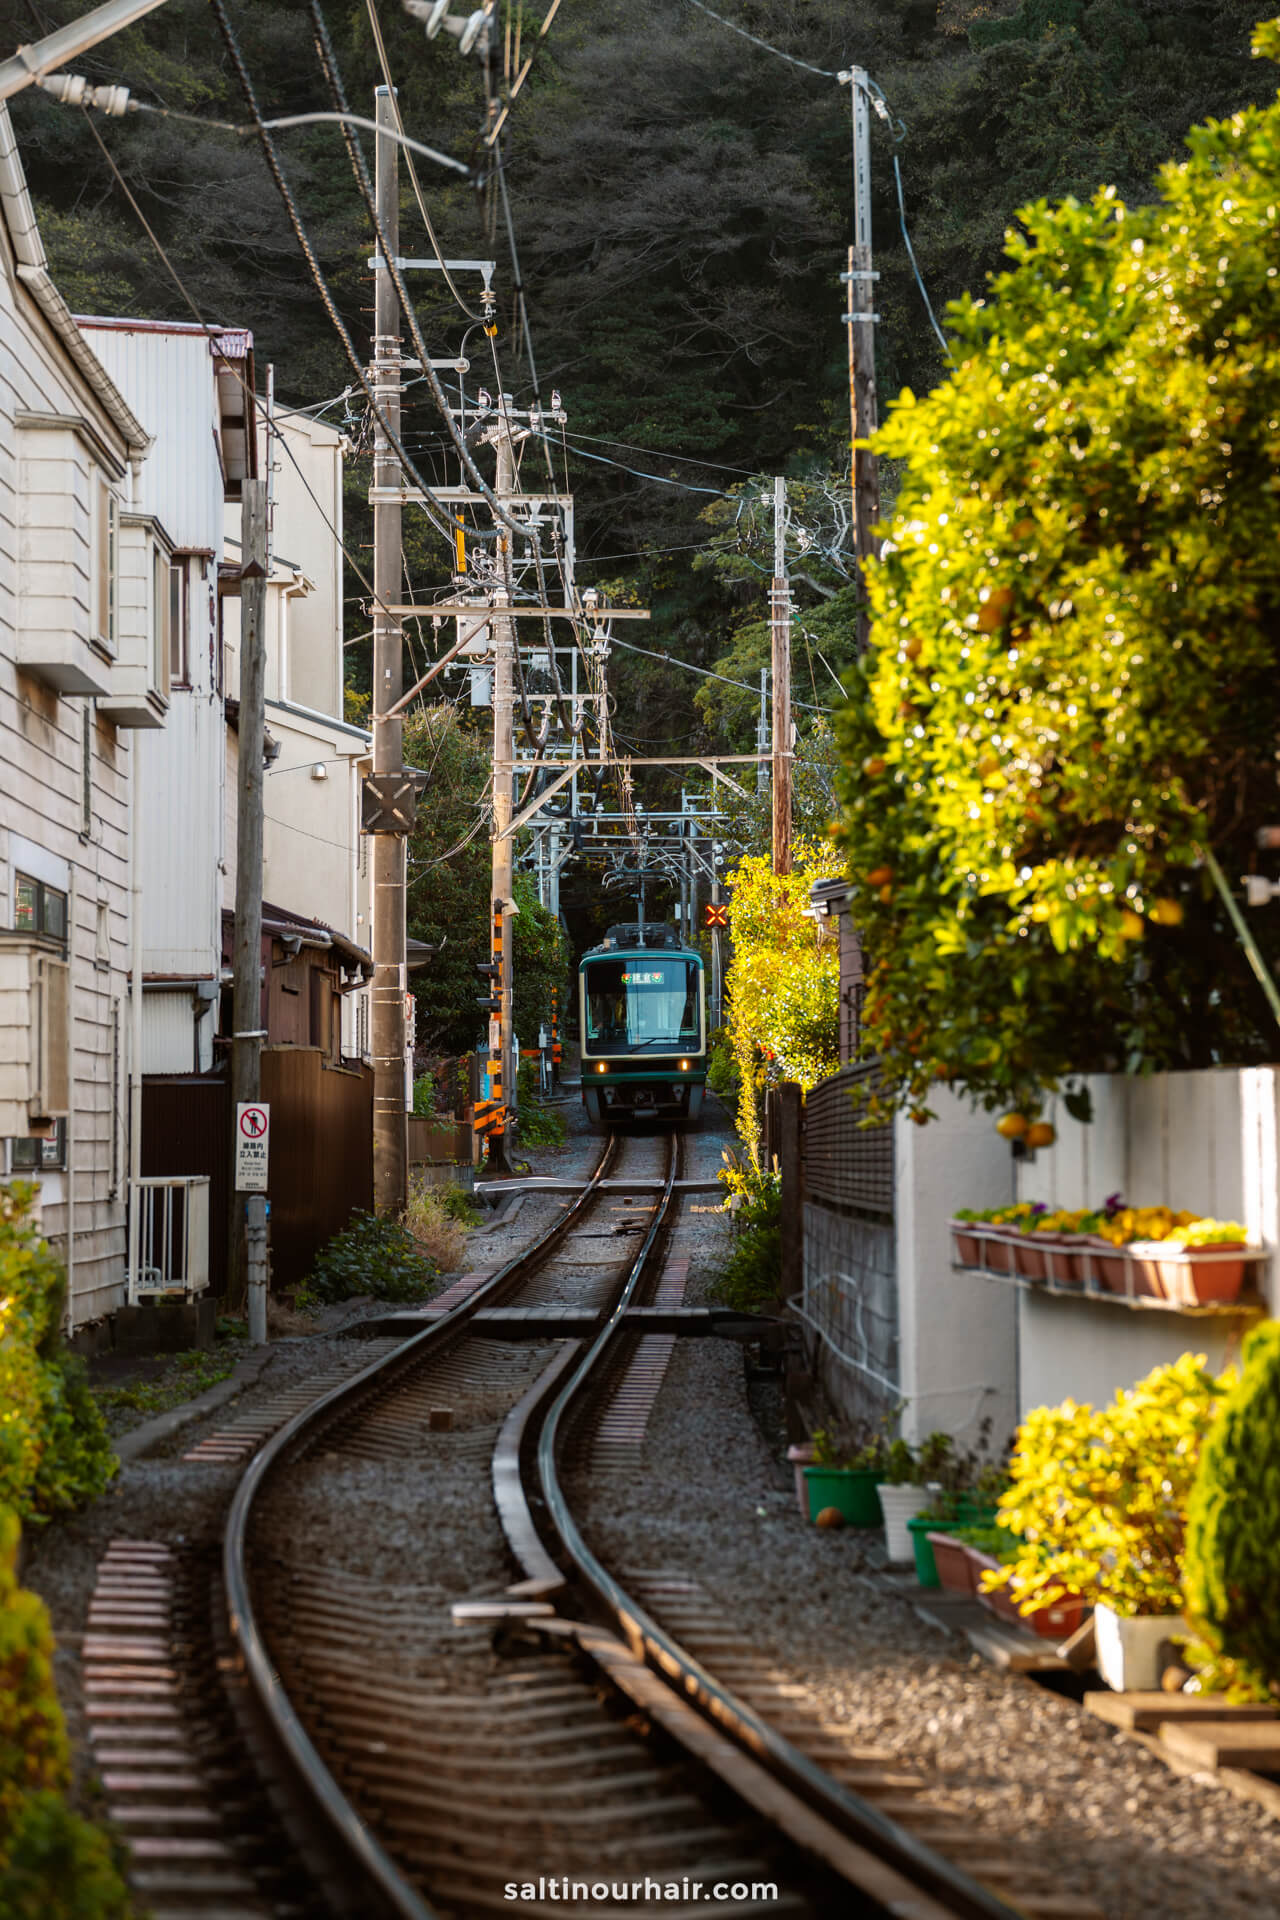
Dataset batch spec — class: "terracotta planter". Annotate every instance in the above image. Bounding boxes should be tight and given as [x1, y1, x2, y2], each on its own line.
[1044, 1234, 1086, 1286]
[1139, 1243, 1248, 1307]
[951, 1221, 982, 1268]
[969, 1548, 1084, 1637]
[927, 1531, 975, 1594]
[1012, 1232, 1049, 1281]
[968, 1548, 1021, 1624]
[786, 1443, 815, 1516]
[977, 1225, 1016, 1275]
[1085, 1235, 1132, 1295]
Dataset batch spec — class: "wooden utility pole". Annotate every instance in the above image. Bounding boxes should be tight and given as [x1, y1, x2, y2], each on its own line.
[843, 68, 880, 655]
[229, 477, 268, 1337]
[371, 84, 408, 1214]
[771, 474, 792, 876]
[487, 403, 517, 1175]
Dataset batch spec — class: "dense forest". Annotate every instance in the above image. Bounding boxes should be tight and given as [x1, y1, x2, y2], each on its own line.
[7, 0, 1272, 995]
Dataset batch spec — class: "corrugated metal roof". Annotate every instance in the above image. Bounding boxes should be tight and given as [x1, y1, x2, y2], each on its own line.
[211, 329, 252, 360]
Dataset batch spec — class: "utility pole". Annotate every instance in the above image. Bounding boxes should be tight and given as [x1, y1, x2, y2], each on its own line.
[487, 401, 517, 1176]
[229, 477, 268, 1340]
[771, 474, 792, 877]
[371, 85, 408, 1214]
[842, 67, 880, 655]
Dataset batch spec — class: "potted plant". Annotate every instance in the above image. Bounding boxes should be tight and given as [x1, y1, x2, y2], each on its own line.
[876, 1438, 926, 1562]
[802, 1427, 884, 1529]
[982, 1353, 1229, 1685]
[1131, 1218, 1253, 1306]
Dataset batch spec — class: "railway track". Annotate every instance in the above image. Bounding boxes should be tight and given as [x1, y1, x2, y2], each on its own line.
[132, 1126, 1033, 1920]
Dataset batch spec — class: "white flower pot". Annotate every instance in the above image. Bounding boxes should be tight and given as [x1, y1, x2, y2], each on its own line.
[877, 1483, 929, 1562]
[1093, 1602, 1183, 1692]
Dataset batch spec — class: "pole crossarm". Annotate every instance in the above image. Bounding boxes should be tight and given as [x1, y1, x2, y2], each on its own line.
[499, 761, 583, 839]
[384, 618, 489, 716]
[389, 602, 650, 620]
[0, 0, 169, 99]
[700, 758, 748, 798]
[517, 753, 771, 770]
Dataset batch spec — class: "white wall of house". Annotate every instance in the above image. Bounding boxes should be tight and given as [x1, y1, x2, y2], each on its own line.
[0, 106, 151, 1325]
[78, 321, 233, 1077]
[1013, 1069, 1278, 1415]
[223, 407, 371, 1058]
[894, 1092, 1020, 1452]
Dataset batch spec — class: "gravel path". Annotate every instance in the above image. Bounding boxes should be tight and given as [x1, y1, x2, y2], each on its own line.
[572, 1102, 1280, 1920]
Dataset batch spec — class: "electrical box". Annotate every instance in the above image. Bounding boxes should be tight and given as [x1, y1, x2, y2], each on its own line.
[469, 667, 492, 707]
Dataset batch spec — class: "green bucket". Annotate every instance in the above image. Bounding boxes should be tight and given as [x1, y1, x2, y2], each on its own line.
[908, 1512, 963, 1587]
[803, 1466, 883, 1528]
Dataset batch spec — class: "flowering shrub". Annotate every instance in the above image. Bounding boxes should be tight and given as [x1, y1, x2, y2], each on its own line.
[986, 1354, 1229, 1616]
[834, 21, 1280, 1119]
[724, 843, 843, 1165]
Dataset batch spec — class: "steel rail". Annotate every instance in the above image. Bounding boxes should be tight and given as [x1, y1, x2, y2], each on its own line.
[221, 1132, 623, 1918]
[533, 1210, 1023, 1920]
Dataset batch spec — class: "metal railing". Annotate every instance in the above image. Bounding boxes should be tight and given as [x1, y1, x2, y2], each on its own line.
[128, 1175, 210, 1304]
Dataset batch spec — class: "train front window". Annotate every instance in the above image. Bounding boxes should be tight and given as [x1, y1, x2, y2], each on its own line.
[584, 959, 701, 1054]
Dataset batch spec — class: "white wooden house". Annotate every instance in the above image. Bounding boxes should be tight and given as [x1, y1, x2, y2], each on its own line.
[0, 103, 156, 1327]
[76, 317, 258, 1079]
[222, 405, 372, 1060]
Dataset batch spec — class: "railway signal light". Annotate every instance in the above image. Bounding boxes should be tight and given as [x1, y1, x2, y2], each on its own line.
[704, 902, 728, 929]
[474, 958, 500, 1011]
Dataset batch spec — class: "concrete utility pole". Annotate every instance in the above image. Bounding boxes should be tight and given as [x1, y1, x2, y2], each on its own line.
[229, 478, 268, 1339]
[771, 474, 792, 877]
[371, 86, 408, 1214]
[843, 67, 880, 655]
[487, 402, 518, 1175]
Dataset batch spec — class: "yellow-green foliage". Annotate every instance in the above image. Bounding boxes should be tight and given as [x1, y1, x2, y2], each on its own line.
[0, 1186, 128, 1913]
[987, 1353, 1228, 1616]
[725, 843, 843, 1166]
[1183, 1320, 1280, 1697]
[834, 21, 1280, 1118]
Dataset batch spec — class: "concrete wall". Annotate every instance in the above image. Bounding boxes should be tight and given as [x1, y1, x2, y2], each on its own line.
[1013, 1069, 1278, 1418]
[894, 1091, 1019, 1451]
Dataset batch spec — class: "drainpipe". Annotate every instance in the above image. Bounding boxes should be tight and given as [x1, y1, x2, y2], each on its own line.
[127, 736, 144, 1306]
[64, 865, 76, 1332]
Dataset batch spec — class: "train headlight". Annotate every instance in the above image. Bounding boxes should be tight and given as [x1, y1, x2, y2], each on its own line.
[595, 1062, 608, 1073]
[679, 1059, 691, 1071]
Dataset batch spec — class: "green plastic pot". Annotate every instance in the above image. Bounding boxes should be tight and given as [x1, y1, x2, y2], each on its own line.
[908, 1512, 964, 1587]
[803, 1466, 883, 1528]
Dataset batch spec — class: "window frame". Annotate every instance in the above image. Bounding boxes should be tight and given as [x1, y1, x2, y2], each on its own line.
[94, 476, 118, 655]
[11, 1118, 67, 1173]
[15, 872, 68, 946]
[168, 557, 189, 687]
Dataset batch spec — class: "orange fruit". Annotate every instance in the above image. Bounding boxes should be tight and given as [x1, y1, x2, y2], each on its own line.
[1025, 1122, 1056, 1149]
[878, 883, 894, 905]
[815, 1507, 846, 1530]
[996, 1112, 1029, 1139]
[903, 637, 923, 661]
[1118, 909, 1145, 941]
[866, 866, 893, 888]
[1149, 898, 1183, 927]
[862, 755, 887, 777]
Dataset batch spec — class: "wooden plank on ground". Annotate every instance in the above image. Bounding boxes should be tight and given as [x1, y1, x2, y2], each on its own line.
[1086, 1691, 1278, 1734]
[1158, 1719, 1280, 1771]
[963, 1620, 1072, 1673]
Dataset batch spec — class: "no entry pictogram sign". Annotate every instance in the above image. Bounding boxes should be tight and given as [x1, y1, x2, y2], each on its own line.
[236, 1102, 270, 1191]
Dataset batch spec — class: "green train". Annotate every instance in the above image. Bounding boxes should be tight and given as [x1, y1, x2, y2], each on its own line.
[578, 924, 707, 1126]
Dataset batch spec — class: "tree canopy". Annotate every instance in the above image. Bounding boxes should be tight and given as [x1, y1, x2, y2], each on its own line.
[835, 20, 1280, 1119]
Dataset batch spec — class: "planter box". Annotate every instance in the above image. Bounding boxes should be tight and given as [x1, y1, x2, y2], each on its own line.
[1012, 1232, 1050, 1281]
[1129, 1241, 1249, 1307]
[1094, 1603, 1184, 1691]
[1044, 1234, 1086, 1286]
[968, 1549, 1085, 1638]
[928, 1531, 976, 1594]
[879, 1483, 929, 1563]
[908, 1513, 963, 1587]
[803, 1466, 882, 1529]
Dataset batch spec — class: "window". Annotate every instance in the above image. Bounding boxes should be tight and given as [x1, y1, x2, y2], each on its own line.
[152, 547, 172, 702]
[583, 958, 702, 1055]
[95, 477, 117, 653]
[12, 1118, 67, 1171]
[15, 873, 68, 944]
[95, 898, 111, 968]
[169, 560, 188, 685]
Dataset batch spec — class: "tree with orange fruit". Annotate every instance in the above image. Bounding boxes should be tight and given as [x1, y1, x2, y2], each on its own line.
[834, 21, 1280, 1126]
